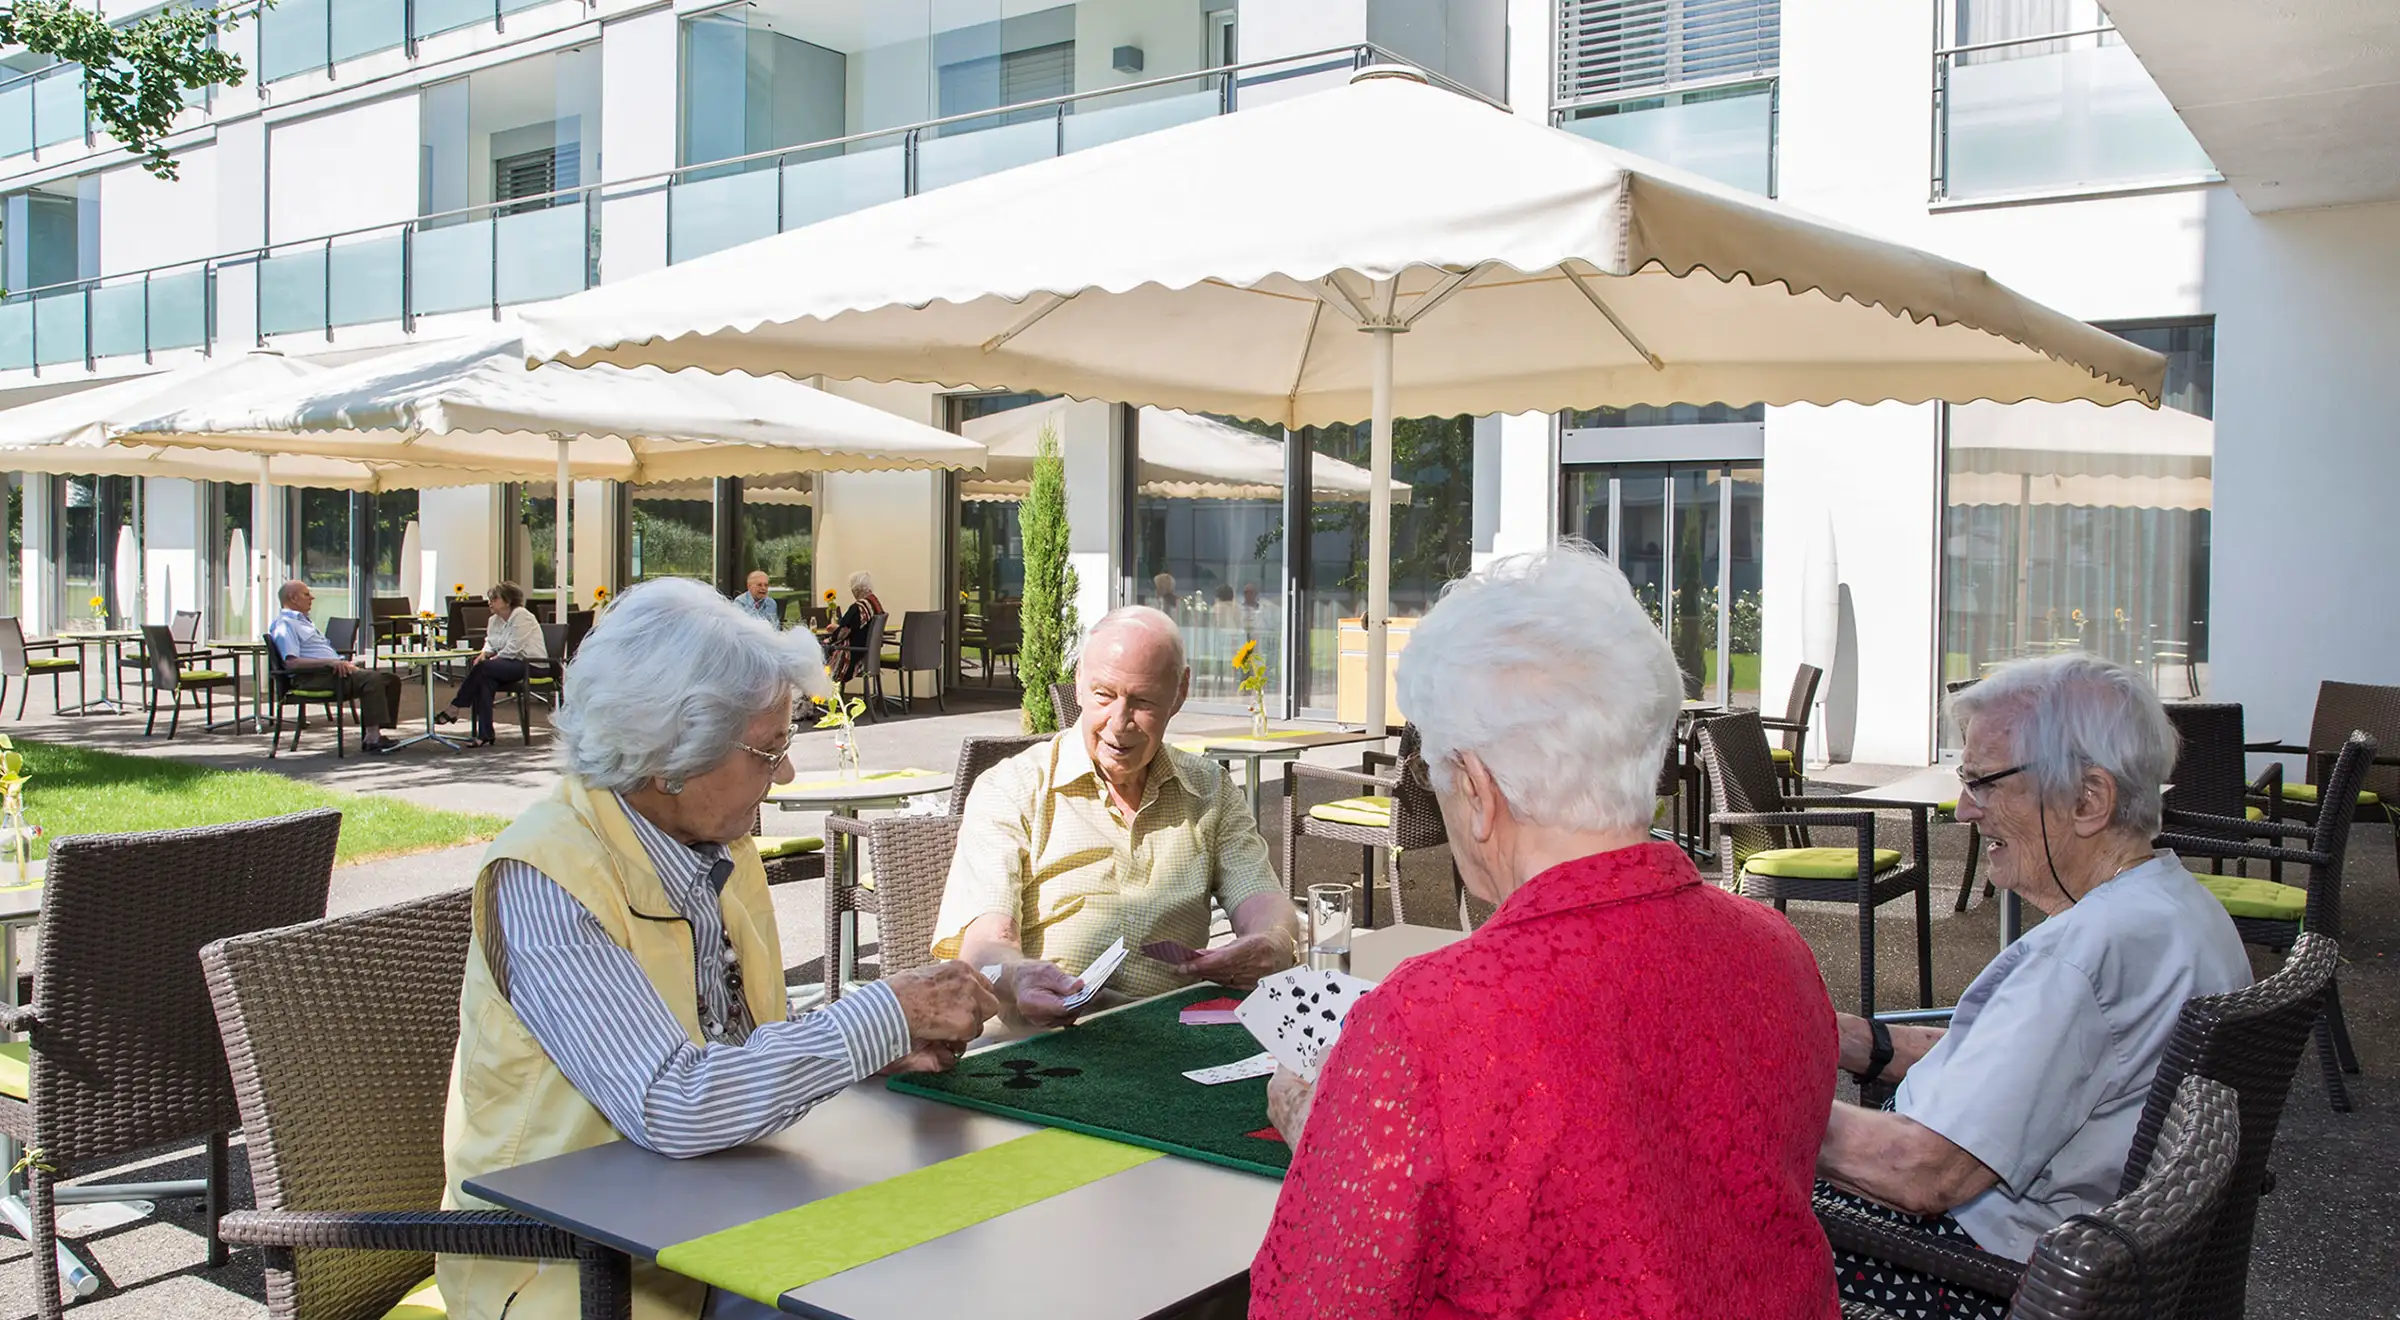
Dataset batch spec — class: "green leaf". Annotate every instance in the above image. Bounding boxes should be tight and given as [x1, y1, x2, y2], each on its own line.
[0, 2, 252, 180]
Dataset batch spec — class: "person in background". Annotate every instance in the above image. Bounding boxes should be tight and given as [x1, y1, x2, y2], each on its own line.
[436, 581, 548, 747]
[1250, 543, 1840, 1320]
[269, 580, 406, 755]
[1152, 571, 1179, 617]
[821, 570, 886, 684]
[933, 606, 1299, 1027]
[438, 579, 997, 1320]
[731, 569, 783, 630]
[1815, 654, 2249, 1320]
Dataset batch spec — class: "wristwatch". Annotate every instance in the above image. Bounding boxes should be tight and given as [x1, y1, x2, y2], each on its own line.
[1853, 1019, 1895, 1086]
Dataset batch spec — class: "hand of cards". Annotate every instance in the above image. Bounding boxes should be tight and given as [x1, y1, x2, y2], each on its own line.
[1233, 966, 1377, 1082]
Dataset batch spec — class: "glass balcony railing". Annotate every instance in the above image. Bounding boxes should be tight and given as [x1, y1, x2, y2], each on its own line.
[0, 62, 89, 158]
[260, 0, 548, 83]
[0, 266, 210, 371]
[1559, 81, 1777, 196]
[256, 193, 596, 338]
[1935, 28, 2215, 201]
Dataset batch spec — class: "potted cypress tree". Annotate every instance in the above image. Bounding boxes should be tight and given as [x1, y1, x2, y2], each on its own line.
[1018, 424, 1079, 733]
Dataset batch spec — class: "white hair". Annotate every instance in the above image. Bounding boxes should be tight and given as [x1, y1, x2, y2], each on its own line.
[847, 570, 874, 595]
[1085, 605, 1186, 673]
[1396, 542, 1682, 832]
[1949, 652, 2178, 835]
[552, 577, 829, 791]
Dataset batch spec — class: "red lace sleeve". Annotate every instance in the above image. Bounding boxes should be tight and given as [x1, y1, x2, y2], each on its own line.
[1249, 988, 1446, 1320]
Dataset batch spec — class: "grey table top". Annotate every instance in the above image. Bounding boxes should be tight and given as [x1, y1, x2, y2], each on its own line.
[765, 768, 954, 812]
[462, 923, 1467, 1319]
[1849, 766, 1964, 808]
[1180, 727, 1381, 756]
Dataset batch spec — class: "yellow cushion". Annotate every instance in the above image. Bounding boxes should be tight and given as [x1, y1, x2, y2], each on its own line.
[1309, 796, 1391, 828]
[2280, 783, 2381, 808]
[383, 1276, 445, 1320]
[1744, 846, 1903, 879]
[1770, 747, 1795, 764]
[24, 658, 77, 673]
[0, 1040, 24, 1101]
[756, 836, 824, 860]
[287, 688, 336, 700]
[177, 670, 231, 681]
[2194, 873, 2305, 922]
[1934, 800, 1959, 816]
[2245, 805, 2265, 821]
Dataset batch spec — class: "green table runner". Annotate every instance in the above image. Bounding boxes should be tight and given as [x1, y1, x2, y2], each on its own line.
[889, 986, 1290, 1179]
[775, 767, 944, 796]
[656, 1128, 1157, 1303]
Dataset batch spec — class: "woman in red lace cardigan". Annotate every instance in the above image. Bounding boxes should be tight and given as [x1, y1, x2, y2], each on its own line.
[1249, 544, 1841, 1320]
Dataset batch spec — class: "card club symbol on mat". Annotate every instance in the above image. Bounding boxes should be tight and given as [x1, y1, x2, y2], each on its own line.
[973, 1058, 1084, 1090]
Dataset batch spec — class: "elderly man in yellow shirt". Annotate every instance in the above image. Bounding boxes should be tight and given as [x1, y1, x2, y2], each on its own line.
[933, 606, 1301, 1026]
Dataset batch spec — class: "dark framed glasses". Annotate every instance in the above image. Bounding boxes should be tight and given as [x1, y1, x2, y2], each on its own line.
[1956, 763, 2027, 806]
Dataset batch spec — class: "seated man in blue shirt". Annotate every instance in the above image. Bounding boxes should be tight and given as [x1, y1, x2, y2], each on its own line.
[730, 570, 783, 629]
[268, 580, 407, 754]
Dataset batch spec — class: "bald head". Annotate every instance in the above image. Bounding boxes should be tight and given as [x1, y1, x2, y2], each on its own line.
[1075, 606, 1188, 791]
[1084, 606, 1186, 680]
[279, 580, 309, 609]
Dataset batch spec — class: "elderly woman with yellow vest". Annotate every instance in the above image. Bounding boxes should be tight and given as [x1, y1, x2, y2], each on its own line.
[438, 577, 1000, 1320]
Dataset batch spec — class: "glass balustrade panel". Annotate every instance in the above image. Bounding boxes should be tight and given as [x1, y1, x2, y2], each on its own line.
[148, 269, 209, 351]
[258, 247, 330, 337]
[0, 76, 35, 158]
[779, 142, 906, 231]
[1945, 39, 2215, 199]
[668, 167, 778, 265]
[1061, 88, 1219, 154]
[0, 300, 32, 370]
[260, 0, 330, 83]
[32, 289, 87, 365]
[1562, 87, 1777, 196]
[88, 282, 148, 359]
[411, 219, 494, 315]
[916, 115, 1058, 194]
[493, 202, 589, 306]
[32, 65, 85, 148]
[328, 234, 404, 326]
[412, 0, 490, 42]
[331, 0, 407, 65]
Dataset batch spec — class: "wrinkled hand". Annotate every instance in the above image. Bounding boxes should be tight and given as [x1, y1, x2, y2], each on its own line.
[875, 1040, 966, 1076]
[1266, 1067, 1316, 1149]
[331, 659, 356, 677]
[885, 960, 999, 1047]
[1004, 960, 1088, 1028]
[1171, 932, 1295, 990]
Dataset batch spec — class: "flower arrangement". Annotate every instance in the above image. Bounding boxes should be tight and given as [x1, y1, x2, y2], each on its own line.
[591, 585, 610, 603]
[1233, 639, 1268, 736]
[814, 667, 867, 780]
[452, 582, 468, 599]
[87, 594, 106, 622]
[0, 735, 39, 885]
[822, 588, 838, 605]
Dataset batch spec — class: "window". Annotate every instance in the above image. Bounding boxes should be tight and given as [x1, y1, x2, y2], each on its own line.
[1555, 0, 1778, 195]
[939, 40, 1074, 126]
[494, 144, 577, 214]
[1932, 0, 2215, 201]
[1939, 317, 2215, 724]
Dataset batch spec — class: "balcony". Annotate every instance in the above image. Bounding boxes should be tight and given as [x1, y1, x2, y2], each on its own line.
[253, 192, 596, 338]
[0, 266, 210, 369]
[1933, 25, 2216, 202]
[257, 0, 555, 84]
[0, 62, 89, 158]
[1557, 77, 1778, 197]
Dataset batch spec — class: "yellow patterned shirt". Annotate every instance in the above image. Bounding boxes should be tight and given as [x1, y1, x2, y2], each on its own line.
[931, 732, 1283, 999]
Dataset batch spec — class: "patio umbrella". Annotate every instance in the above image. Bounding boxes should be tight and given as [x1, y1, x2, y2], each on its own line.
[117, 334, 987, 622]
[957, 398, 1409, 503]
[514, 66, 2165, 731]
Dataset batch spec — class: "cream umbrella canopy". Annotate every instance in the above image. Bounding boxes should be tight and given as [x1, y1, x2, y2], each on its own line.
[517, 66, 2164, 733]
[117, 335, 987, 622]
[957, 398, 1410, 503]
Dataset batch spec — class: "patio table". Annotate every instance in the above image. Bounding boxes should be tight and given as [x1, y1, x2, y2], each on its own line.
[202, 638, 272, 734]
[1175, 726, 1383, 821]
[1852, 766, 2024, 952]
[387, 649, 481, 751]
[50, 629, 142, 717]
[767, 769, 954, 990]
[462, 923, 1463, 1320]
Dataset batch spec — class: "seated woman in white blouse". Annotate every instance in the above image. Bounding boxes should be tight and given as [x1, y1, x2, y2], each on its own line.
[437, 581, 548, 746]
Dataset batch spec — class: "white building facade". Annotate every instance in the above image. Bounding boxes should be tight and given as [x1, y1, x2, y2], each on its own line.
[1, 0, 2390, 763]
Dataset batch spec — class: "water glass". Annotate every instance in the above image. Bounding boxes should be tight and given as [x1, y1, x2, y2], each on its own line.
[1307, 883, 1353, 972]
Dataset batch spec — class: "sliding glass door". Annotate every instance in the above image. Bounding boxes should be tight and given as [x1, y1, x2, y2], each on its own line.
[1563, 462, 1765, 708]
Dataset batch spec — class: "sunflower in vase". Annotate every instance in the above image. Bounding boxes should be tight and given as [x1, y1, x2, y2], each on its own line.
[1233, 639, 1268, 737]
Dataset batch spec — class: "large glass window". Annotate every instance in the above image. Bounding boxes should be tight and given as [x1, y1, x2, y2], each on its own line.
[3, 474, 19, 617]
[1940, 319, 2214, 725]
[366, 490, 418, 596]
[289, 488, 354, 622]
[1563, 462, 1766, 707]
[56, 475, 135, 624]
[1555, 0, 1779, 195]
[511, 483, 570, 594]
[625, 484, 713, 587]
[742, 476, 814, 619]
[1132, 413, 1287, 708]
[209, 482, 254, 640]
[1934, 1, 2214, 201]
[413, 46, 601, 315]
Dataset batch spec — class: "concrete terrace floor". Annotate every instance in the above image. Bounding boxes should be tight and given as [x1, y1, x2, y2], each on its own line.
[0, 678, 2388, 1318]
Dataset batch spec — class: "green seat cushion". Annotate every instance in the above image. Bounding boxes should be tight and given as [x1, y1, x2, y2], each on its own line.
[286, 688, 337, 700]
[2279, 783, 2381, 808]
[1770, 747, 1795, 764]
[383, 1277, 444, 1320]
[525, 675, 556, 687]
[0, 1040, 23, 1100]
[756, 835, 824, 860]
[177, 669, 231, 682]
[2245, 805, 2266, 821]
[1744, 846, 1903, 879]
[1309, 796, 1391, 828]
[23, 658, 77, 673]
[2194, 873, 2305, 922]
[1934, 800, 1959, 817]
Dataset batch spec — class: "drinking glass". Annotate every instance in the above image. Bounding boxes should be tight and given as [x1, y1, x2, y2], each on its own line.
[1307, 883, 1353, 972]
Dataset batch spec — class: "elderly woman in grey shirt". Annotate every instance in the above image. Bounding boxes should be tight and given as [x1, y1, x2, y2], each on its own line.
[437, 581, 549, 746]
[1814, 653, 2250, 1319]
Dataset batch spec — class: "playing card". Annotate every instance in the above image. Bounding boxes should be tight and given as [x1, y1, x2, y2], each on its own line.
[1059, 937, 1128, 1011]
[1142, 939, 1201, 965]
[1182, 1051, 1277, 1085]
[1179, 996, 1242, 1026]
[1234, 966, 1376, 1082]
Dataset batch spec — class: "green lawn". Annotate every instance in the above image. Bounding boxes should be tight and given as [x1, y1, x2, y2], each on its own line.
[1698, 650, 1763, 698]
[7, 740, 508, 865]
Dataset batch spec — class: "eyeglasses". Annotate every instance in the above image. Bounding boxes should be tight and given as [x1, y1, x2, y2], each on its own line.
[731, 739, 794, 771]
[1956, 763, 2027, 806]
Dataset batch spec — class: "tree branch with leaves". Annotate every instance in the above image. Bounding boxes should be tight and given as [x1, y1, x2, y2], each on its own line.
[2, 0, 249, 179]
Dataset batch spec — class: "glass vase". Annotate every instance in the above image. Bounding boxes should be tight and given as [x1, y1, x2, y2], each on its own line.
[1, 789, 30, 887]
[1249, 696, 1269, 739]
[833, 723, 863, 783]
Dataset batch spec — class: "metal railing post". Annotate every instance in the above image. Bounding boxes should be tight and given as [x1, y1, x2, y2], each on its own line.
[142, 272, 153, 364]
[81, 284, 93, 370]
[904, 127, 919, 197]
[400, 223, 415, 332]
[1054, 101, 1066, 158]
[488, 211, 500, 320]
[322, 238, 334, 340]
[254, 250, 264, 347]
[204, 262, 216, 356]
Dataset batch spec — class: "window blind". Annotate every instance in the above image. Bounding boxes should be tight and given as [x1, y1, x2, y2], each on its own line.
[1557, 0, 1777, 106]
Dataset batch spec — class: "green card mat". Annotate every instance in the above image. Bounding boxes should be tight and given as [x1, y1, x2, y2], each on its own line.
[655, 1128, 1158, 1304]
[888, 985, 1290, 1179]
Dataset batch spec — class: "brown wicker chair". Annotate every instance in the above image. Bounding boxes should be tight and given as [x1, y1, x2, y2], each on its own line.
[1696, 711, 1933, 1016]
[2159, 730, 2373, 1112]
[1764, 663, 1824, 801]
[821, 815, 964, 996]
[747, 803, 827, 889]
[1049, 680, 1081, 730]
[1820, 932, 2338, 1320]
[202, 890, 631, 1320]
[2252, 680, 2400, 888]
[0, 810, 342, 1319]
[1283, 726, 1460, 930]
[949, 734, 1050, 813]
[1, 617, 81, 718]
[139, 623, 236, 739]
[1836, 1074, 2240, 1320]
[2161, 703, 2279, 874]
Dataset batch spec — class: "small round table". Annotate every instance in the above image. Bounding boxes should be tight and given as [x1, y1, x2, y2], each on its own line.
[1174, 726, 1384, 820]
[53, 629, 142, 716]
[768, 768, 954, 989]
[387, 650, 481, 751]
[203, 638, 272, 734]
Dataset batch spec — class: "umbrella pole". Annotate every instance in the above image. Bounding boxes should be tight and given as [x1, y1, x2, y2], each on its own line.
[556, 438, 572, 624]
[1364, 325, 1395, 738]
[255, 454, 273, 636]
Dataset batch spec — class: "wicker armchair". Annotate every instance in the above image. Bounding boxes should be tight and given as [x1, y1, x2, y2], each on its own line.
[2161, 703, 2279, 873]
[1283, 726, 1461, 930]
[2159, 730, 2373, 1113]
[2251, 680, 2400, 887]
[1764, 663, 1824, 800]
[1821, 932, 2338, 1320]
[1836, 1075, 2240, 1320]
[1, 616, 80, 718]
[202, 889, 631, 1320]
[1049, 680, 1081, 729]
[746, 802, 827, 890]
[139, 622, 235, 739]
[821, 815, 964, 996]
[1696, 711, 1933, 1016]
[0, 811, 341, 1319]
[949, 734, 1050, 812]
